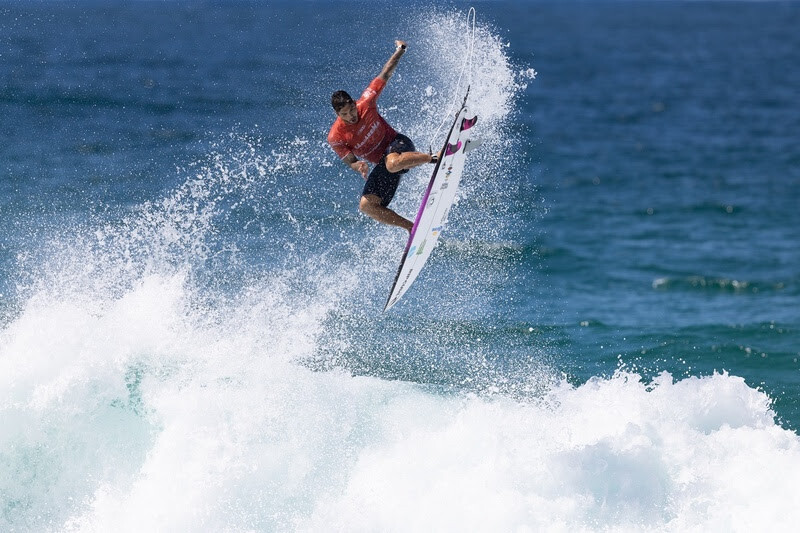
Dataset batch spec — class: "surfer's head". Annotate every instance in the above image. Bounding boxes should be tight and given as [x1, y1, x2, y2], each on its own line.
[332, 91, 358, 124]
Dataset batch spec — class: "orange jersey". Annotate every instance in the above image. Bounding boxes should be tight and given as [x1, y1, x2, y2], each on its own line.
[328, 77, 398, 165]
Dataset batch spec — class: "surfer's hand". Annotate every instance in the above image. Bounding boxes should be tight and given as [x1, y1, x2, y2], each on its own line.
[353, 160, 369, 179]
[395, 40, 407, 51]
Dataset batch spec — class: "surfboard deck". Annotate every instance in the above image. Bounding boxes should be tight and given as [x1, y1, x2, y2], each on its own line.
[384, 103, 477, 311]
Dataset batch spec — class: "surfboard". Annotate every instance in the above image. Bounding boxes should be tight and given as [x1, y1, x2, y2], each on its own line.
[384, 101, 478, 311]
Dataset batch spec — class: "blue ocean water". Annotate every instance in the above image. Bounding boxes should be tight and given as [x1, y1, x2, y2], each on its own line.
[2, 1, 800, 530]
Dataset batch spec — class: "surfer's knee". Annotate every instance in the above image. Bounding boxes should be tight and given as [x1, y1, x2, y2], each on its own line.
[359, 194, 381, 215]
[385, 153, 403, 174]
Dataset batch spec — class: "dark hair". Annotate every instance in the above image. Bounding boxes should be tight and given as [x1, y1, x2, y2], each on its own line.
[331, 90, 354, 112]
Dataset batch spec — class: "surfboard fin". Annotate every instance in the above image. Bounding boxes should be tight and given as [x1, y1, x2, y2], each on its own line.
[445, 141, 463, 156]
[464, 138, 482, 153]
[461, 116, 478, 131]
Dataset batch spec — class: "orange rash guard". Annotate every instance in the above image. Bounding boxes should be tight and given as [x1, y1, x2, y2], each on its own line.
[328, 77, 398, 165]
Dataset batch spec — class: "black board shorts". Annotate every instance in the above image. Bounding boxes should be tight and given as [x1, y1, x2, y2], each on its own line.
[362, 133, 415, 207]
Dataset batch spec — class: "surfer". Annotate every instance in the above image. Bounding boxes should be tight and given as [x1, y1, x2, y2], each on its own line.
[328, 40, 437, 232]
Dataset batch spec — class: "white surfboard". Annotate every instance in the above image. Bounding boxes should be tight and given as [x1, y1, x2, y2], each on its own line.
[384, 102, 478, 311]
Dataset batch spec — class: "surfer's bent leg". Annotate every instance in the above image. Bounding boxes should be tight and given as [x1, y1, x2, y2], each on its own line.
[360, 160, 413, 231]
[383, 133, 433, 174]
[359, 194, 413, 232]
[385, 151, 434, 173]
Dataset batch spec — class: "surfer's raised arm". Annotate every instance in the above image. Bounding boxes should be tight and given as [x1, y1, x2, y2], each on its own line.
[379, 40, 407, 82]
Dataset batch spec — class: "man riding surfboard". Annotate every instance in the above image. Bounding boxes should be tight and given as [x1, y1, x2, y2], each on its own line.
[328, 40, 437, 232]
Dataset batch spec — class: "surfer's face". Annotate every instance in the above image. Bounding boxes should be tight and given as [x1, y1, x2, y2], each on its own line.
[337, 102, 359, 125]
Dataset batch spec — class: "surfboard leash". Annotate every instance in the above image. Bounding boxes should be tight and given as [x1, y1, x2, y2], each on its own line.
[428, 7, 478, 156]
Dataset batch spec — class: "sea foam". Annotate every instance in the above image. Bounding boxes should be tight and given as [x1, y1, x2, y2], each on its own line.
[4, 283, 799, 532]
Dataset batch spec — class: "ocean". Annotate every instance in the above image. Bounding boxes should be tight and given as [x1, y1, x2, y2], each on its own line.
[2, 1, 799, 531]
